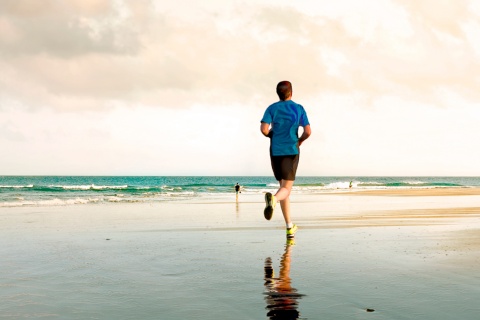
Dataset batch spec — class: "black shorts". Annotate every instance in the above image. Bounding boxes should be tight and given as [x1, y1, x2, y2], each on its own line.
[270, 152, 300, 181]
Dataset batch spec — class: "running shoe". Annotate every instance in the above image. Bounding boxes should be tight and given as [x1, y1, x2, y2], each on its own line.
[286, 224, 298, 238]
[264, 192, 276, 220]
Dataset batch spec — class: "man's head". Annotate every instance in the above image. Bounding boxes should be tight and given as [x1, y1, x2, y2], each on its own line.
[276, 81, 292, 101]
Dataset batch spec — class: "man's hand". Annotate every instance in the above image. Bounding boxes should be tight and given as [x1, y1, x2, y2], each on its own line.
[298, 125, 311, 146]
[260, 122, 271, 137]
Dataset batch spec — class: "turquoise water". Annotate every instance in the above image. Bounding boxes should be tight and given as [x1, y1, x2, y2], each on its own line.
[1, 176, 479, 207]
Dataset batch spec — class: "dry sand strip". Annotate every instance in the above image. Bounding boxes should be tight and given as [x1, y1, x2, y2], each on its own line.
[308, 207, 480, 228]
[339, 206, 480, 222]
[348, 187, 480, 197]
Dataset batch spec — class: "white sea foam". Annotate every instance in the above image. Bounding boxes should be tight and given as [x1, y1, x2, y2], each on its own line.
[402, 180, 425, 185]
[55, 185, 92, 190]
[358, 181, 383, 186]
[324, 181, 353, 189]
[165, 191, 195, 196]
[0, 184, 33, 188]
[93, 185, 128, 190]
[0, 197, 97, 207]
[50, 184, 129, 190]
[0, 201, 28, 207]
[106, 196, 130, 202]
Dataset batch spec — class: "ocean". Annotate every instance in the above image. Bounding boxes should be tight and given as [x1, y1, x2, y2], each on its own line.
[1, 176, 479, 208]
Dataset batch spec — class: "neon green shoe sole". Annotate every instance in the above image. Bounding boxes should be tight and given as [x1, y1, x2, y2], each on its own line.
[264, 192, 276, 220]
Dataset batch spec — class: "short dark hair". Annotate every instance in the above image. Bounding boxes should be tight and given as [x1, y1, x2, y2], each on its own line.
[276, 81, 292, 101]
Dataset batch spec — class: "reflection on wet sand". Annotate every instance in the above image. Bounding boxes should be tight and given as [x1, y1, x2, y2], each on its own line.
[264, 240, 305, 319]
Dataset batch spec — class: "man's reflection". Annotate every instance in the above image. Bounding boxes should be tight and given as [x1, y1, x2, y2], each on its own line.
[264, 240, 304, 319]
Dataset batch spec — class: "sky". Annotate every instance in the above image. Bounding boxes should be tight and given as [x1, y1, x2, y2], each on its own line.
[1, 0, 480, 176]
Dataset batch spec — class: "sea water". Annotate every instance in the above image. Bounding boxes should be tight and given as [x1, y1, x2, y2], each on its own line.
[1, 176, 480, 207]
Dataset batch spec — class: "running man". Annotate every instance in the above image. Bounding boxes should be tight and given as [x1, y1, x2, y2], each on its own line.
[260, 81, 311, 238]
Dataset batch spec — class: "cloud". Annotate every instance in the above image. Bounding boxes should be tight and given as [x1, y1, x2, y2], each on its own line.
[0, 0, 139, 57]
[397, 0, 471, 37]
[0, 120, 26, 142]
[0, 0, 479, 112]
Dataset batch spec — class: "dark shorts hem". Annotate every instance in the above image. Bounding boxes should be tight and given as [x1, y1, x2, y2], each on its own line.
[270, 153, 300, 181]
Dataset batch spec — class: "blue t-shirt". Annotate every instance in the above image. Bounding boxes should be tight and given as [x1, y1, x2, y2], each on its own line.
[261, 100, 310, 156]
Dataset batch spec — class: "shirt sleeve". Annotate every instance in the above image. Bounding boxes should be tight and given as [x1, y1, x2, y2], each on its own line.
[299, 107, 310, 126]
[261, 106, 272, 124]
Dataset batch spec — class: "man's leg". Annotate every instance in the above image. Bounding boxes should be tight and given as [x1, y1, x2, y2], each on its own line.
[275, 180, 294, 225]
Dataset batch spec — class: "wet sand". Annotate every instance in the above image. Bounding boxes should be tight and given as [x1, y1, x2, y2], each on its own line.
[1, 190, 480, 319]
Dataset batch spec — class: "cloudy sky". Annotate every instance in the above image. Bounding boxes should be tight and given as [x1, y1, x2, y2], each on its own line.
[1, 0, 479, 176]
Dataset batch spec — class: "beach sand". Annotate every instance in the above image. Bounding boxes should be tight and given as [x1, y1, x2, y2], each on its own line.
[1, 188, 480, 319]
[349, 187, 480, 197]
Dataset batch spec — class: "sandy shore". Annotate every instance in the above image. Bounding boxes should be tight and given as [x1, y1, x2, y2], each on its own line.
[1, 191, 480, 319]
[347, 187, 480, 196]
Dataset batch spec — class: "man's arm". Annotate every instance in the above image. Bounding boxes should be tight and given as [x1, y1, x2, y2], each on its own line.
[260, 122, 271, 137]
[298, 124, 311, 146]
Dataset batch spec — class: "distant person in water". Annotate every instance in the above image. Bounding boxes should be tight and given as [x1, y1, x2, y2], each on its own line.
[235, 183, 241, 201]
[349, 181, 353, 189]
[260, 81, 311, 239]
